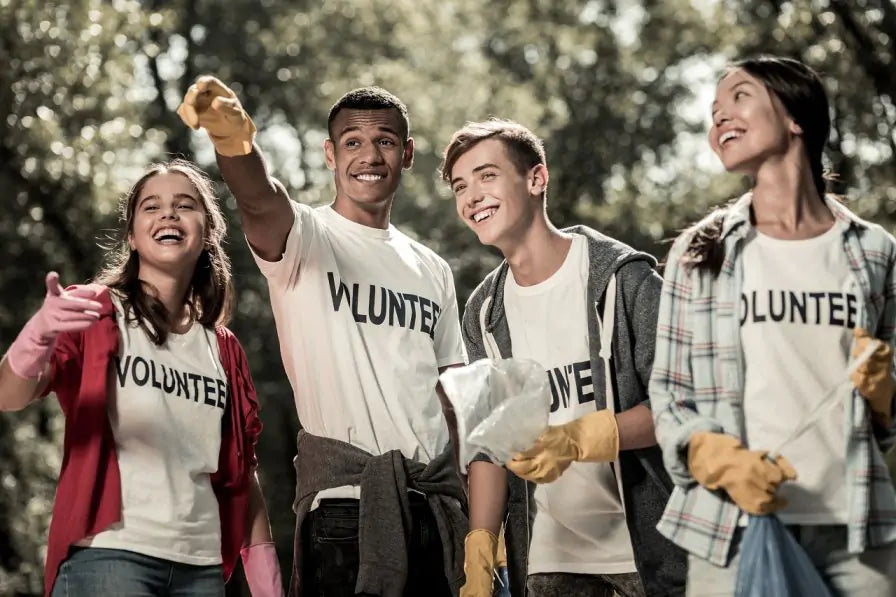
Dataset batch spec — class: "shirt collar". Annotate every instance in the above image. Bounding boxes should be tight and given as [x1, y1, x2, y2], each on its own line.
[720, 192, 867, 241]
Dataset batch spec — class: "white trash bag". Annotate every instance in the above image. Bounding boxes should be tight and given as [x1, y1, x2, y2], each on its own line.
[439, 358, 551, 473]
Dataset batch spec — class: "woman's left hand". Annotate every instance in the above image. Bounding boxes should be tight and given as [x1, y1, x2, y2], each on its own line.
[240, 542, 284, 597]
[851, 328, 895, 427]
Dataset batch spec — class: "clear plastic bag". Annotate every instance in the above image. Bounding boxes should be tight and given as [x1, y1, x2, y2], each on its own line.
[438, 358, 551, 473]
[735, 515, 834, 597]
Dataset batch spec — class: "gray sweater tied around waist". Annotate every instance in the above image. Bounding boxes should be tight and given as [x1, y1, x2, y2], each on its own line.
[289, 430, 468, 597]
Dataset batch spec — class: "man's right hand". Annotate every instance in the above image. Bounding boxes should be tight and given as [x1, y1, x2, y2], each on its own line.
[688, 431, 797, 515]
[177, 76, 256, 157]
[460, 528, 498, 597]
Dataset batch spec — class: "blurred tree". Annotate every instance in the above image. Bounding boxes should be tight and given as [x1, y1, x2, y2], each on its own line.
[0, 0, 152, 593]
[716, 0, 896, 227]
[476, 0, 729, 259]
[2, 0, 894, 595]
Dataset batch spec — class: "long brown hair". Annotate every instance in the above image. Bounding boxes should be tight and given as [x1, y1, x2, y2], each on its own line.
[95, 159, 234, 345]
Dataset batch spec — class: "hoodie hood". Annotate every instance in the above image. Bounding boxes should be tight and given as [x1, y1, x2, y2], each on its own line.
[478, 225, 657, 332]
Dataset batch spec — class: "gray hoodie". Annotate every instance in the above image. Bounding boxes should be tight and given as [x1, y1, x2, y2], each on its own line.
[462, 226, 686, 596]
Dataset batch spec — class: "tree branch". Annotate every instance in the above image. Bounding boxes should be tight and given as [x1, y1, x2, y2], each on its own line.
[828, 0, 896, 100]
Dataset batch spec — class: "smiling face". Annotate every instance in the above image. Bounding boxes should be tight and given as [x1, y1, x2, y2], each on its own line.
[709, 68, 802, 176]
[449, 138, 547, 250]
[128, 172, 207, 279]
[324, 108, 414, 221]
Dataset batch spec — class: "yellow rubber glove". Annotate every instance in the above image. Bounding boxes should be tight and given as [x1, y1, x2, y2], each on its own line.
[688, 432, 797, 515]
[460, 529, 497, 597]
[851, 328, 895, 428]
[506, 409, 618, 484]
[176, 76, 256, 157]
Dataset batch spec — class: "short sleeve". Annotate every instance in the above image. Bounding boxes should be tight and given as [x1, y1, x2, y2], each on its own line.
[433, 261, 468, 367]
[249, 201, 315, 287]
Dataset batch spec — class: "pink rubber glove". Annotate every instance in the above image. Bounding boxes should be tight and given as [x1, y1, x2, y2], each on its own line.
[240, 541, 284, 597]
[6, 272, 103, 379]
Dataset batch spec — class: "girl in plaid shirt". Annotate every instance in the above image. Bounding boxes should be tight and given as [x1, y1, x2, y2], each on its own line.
[650, 56, 896, 596]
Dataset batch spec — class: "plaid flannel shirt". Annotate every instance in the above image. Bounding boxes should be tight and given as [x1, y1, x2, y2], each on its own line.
[650, 193, 896, 565]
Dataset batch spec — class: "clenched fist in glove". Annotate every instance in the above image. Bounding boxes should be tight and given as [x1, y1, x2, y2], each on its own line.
[507, 409, 619, 484]
[177, 76, 256, 157]
[5, 272, 103, 380]
[851, 328, 895, 428]
[688, 432, 797, 515]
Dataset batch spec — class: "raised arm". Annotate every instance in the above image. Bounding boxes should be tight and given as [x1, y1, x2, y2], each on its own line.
[177, 77, 294, 261]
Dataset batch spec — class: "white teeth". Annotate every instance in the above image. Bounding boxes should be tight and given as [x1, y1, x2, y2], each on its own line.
[355, 173, 383, 182]
[473, 208, 497, 223]
[720, 130, 743, 145]
[154, 227, 184, 242]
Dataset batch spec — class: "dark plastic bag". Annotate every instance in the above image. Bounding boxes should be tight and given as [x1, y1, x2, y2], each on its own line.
[494, 566, 511, 597]
[734, 515, 833, 597]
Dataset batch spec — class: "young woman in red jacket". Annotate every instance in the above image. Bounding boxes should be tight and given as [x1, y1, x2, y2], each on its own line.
[0, 159, 284, 597]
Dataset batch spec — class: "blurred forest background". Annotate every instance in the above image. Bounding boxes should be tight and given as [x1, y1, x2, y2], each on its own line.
[1, 0, 895, 594]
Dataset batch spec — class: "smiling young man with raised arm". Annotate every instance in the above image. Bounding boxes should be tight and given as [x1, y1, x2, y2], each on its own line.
[441, 119, 686, 597]
[177, 79, 468, 597]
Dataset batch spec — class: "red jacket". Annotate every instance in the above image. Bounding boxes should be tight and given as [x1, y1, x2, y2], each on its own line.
[42, 287, 262, 596]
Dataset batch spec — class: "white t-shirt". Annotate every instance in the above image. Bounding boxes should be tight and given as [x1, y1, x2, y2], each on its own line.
[81, 296, 225, 564]
[741, 225, 854, 524]
[253, 202, 466, 500]
[504, 234, 637, 575]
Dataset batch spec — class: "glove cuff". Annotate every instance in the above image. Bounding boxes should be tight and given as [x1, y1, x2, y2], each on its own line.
[574, 409, 620, 462]
[464, 528, 498, 561]
[6, 318, 57, 380]
[241, 541, 284, 597]
[687, 431, 742, 490]
[211, 116, 257, 157]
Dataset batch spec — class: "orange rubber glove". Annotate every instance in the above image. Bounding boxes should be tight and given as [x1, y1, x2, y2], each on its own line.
[851, 328, 895, 428]
[507, 409, 618, 484]
[177, 76, 256, 157]
[460, 528, 497, 597]
[688, 432, 797, 515]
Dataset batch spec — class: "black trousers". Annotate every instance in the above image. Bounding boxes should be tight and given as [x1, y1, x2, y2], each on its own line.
[300, 495, 453, 597]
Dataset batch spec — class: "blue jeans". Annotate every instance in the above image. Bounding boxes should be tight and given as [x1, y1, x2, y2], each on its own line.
[51, 547, 224, 597]
[300, 497, 453, 597]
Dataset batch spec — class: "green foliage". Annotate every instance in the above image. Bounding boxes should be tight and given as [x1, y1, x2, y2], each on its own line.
[1, 1, 894, 594]
[717, 0, 896, 223]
